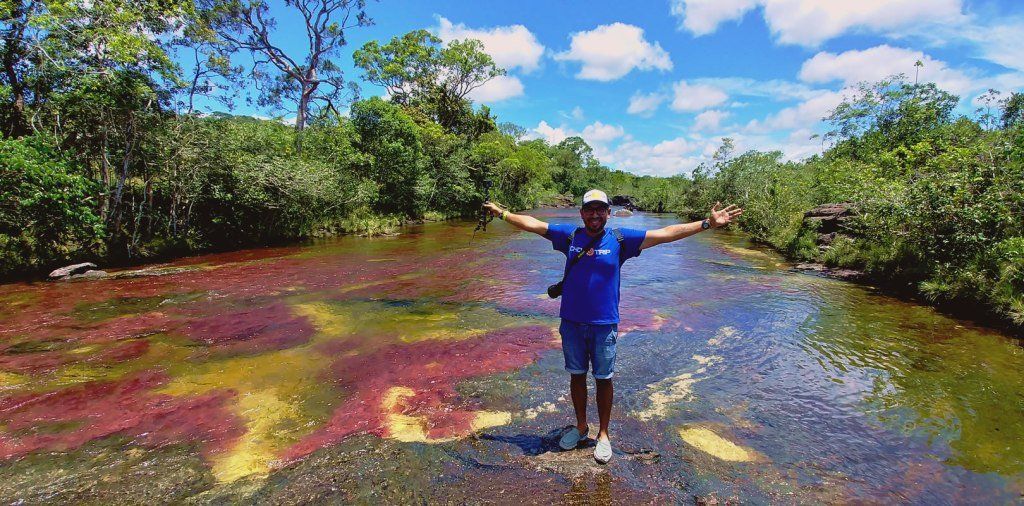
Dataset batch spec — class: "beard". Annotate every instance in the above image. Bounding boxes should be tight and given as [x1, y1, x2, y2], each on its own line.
[585, 217, 606, 233]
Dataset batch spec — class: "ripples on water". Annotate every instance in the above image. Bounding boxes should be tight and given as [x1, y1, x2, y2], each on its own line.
[0, 209, 1021, 503]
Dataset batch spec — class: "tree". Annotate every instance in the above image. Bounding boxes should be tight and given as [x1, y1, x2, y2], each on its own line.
[353, 29, 504, 132]
[1002, 92, 1024, 129]
[825, 75, 958, 152]
[352, 29, 439, 104]
[1, 0, 39, 138]
[174, 1, 243, 114]
[350, 97, 423, 217]
[210, 0, 372, 134]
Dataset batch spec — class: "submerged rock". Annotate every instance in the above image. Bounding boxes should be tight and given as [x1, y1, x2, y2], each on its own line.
[48, 262, 97, 279]
[111, 265, 204, 279]
[69, 269, 109, 280]
[793, 263, 864, 281]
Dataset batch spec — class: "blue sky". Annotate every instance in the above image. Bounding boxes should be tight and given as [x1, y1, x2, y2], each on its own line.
[190, 0, 1024, 176]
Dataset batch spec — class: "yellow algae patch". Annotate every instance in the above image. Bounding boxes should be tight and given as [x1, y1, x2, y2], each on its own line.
[382, 386, 510, 443]
[69, 345, 99, 355]
[707, 326, 739, 346]
[634, 354, 721, 421]
[717, 243, 776, 261]
[0, 371, 28, 390]
[522, 401, 559, 420]
[210, 390, 302, 482]
[471, 411, 512, 430]
[634, 372, 699, 421]
[158, 335, 338, 482]
[295, 299, 526, 347]
[678, 426, 753, 462]
[692, 354, 722, 367]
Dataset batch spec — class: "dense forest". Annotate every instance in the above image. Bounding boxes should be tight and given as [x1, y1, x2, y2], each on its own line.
[0, 1, 652, 276]
[2, 1, 1022, 327]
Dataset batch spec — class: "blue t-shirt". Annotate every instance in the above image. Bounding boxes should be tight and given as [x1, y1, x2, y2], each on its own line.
[545, 223, 647, 324]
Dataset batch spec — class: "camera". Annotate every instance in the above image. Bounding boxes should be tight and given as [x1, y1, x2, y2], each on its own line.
[547, 281, 563, 299]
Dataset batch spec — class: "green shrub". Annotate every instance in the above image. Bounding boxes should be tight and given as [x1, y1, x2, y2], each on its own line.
[0, 136, 105, 277]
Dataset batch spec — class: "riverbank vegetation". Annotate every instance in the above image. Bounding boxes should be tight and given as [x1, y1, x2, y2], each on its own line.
[672, 80, 1024, 328]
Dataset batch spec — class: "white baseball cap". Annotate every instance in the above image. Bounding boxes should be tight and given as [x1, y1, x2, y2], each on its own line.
[582, 189, 610, 207]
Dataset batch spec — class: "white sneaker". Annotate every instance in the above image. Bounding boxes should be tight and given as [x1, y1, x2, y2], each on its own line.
[594, 438, 612, 464]
[559, 426, 588, 450]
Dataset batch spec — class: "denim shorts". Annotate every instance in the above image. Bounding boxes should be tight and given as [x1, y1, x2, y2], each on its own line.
[559, 319, 618, 379]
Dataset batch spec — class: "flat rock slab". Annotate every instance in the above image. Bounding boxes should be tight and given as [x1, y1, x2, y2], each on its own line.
[483, 427, 659, 480]
[110, 266, 205, 279]
[68, 270, 109, 280]
[793, 263, 864, 281]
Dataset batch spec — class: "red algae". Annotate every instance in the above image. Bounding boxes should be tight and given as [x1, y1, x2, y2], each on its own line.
[0, 340, 150, 375]
[0, 370, 243, 460]
[283, 324, 558, 461]
[183, 303, 315, 354]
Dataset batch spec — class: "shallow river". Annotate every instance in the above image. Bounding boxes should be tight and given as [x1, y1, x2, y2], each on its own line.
[1, 209, 1022, 503]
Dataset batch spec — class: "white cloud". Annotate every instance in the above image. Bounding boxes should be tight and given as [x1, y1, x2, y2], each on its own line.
[671, 80, 728, 112]
[581, 121, 625, 144]
[671, 0, 962, 47]
[762, 0, 962, 47]
[747, 89, 847, 132]
[554, 23, 672, 81]
[693, 77, 821, 101]
[799, 45, 973, 94]
[602, 137, 702, 176]
[670, 0, 758, 36]
[693, 109, 730, 131]
[627, 91, 666, 116]
[467, 75, 525, 103]
[533, 121, 577, 145]
[932, 19, 1024, 73]
[571, 106, 585, 121]
[436, 17, 545, 73]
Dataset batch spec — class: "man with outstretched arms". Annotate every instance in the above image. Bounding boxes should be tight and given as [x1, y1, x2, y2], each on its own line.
[483, 190, 743, 464]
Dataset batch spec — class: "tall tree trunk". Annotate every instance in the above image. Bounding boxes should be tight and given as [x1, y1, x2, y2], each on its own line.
[2, 0, 30, 138]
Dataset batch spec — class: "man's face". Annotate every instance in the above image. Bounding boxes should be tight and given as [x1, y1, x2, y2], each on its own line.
[580, 203, 610, 233]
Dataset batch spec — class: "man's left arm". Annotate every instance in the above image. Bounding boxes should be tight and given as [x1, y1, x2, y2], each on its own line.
[639, 202, 743, 250]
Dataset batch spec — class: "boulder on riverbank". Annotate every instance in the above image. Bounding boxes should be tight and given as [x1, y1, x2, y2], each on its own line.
[542, 193, 576, 208]
[611, 195, 639, 210]
[804, 202, 855, 235]
[792, 203, 865, 280]
[48, 262, 97, 280]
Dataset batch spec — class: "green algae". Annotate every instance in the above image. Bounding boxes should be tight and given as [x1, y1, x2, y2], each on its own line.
[455, 372, 532, 412]
[0, 437, 215, 505]
[71, 291, 207, 323]
[801, 283, 1024, 475]
[12, 333, 195, 394]
[0, 290, 40, 321]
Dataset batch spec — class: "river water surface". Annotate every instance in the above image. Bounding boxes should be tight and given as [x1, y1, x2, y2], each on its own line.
[1, 209, 1022, 503]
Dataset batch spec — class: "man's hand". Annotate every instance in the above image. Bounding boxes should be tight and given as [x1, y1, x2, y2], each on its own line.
[709, 202, 743, 228]
[482, 201, 505, 218]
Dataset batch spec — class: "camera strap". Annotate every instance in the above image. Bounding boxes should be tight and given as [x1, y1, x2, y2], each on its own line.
[559, 228, 607, 283]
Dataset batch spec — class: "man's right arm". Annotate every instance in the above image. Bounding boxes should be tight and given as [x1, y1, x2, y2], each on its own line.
[483, 202, 549, 236]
